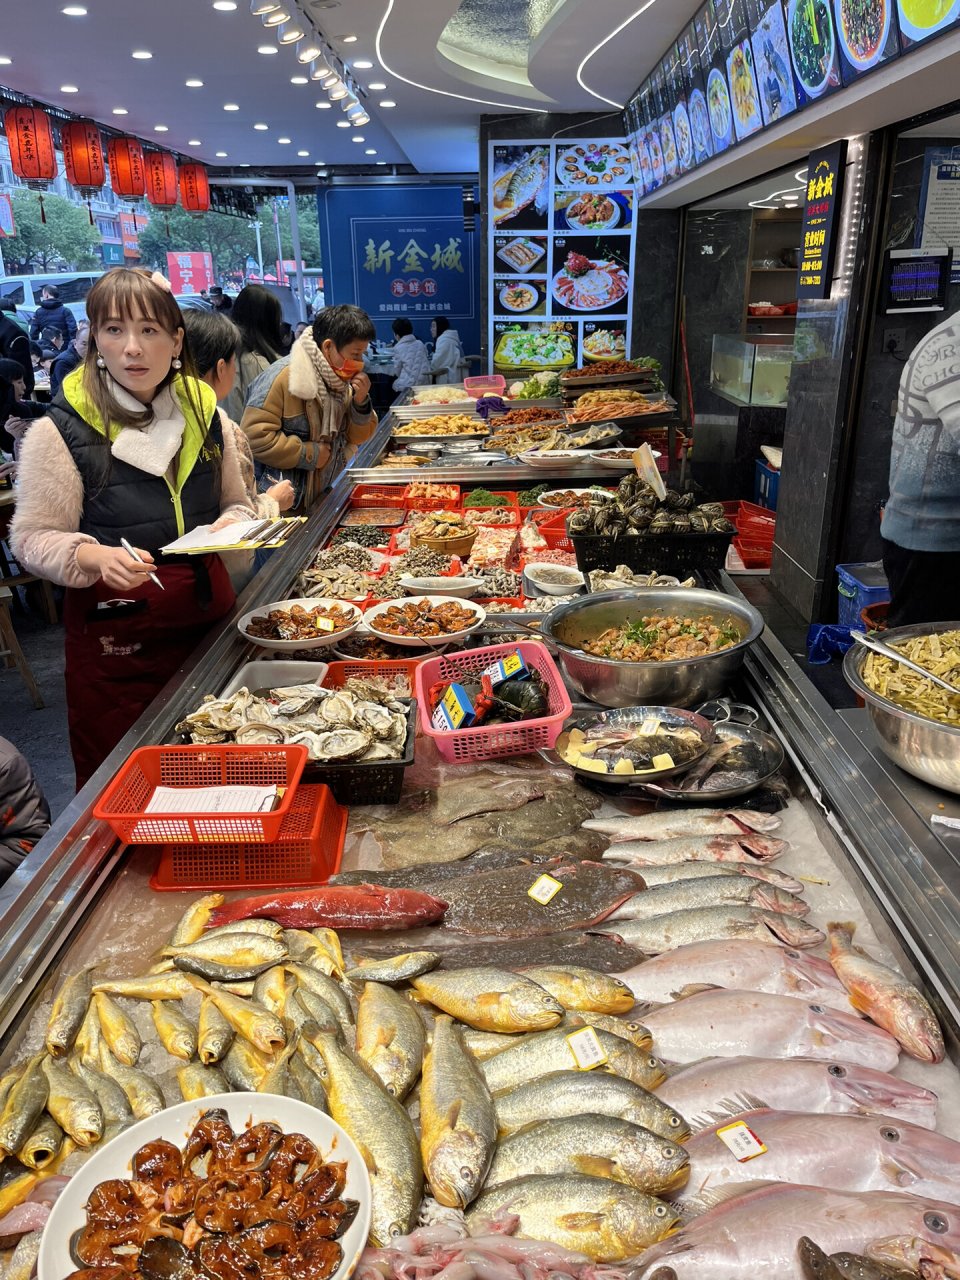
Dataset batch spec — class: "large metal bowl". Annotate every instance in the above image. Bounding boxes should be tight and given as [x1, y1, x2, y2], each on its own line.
[540, 588, 765, 709]
[843, 620, 960, 795]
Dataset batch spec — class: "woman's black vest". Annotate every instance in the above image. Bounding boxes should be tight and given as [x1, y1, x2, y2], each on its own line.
[45, 397, 222, 555]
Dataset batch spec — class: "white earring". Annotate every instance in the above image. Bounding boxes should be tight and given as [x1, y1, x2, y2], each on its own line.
[172, 357, 182, 370]
[96, 354, 106, 369]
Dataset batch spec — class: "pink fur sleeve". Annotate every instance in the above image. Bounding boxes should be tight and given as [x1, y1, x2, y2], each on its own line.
[218, 410, 257, 524]
[8, 418, 101, 589]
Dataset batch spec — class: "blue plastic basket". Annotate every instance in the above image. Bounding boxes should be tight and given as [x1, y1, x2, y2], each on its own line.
[837, 561, 890, 629]
[754, 460, 780, 510]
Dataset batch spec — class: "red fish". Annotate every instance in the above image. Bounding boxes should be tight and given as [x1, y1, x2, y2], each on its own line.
[207, 885, 448, 931]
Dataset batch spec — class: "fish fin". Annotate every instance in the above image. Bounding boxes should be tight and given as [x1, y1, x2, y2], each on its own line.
[574, 1155, 617, 1179]
[477, 993, 504, 1014]
[695, 1094, 770, 1129]
[444, 1100, 463, 1132]
[630, 1000, 666, 1018]
[845, 990, 875, 1016]
[668, 983, 722, 1001]
[558, 1212, 606, 1232]
[678, 1180, 773, 1217]
[355, 1139, 380, 1177]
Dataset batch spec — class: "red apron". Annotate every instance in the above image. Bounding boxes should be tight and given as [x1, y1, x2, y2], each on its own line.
[64, 555, 235, 790]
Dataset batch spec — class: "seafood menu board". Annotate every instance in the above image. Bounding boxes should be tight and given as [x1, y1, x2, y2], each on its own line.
[833, 0, 901, 78]
[488, 138, 637, 374]
[747, 0, 801, 122]
[696, 3, 736, 155]
[785, 0, 843, 98]
[896, 0, 960, 48]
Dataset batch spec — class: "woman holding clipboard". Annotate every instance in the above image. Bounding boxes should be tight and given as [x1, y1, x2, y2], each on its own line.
[10, 268, 254, 789]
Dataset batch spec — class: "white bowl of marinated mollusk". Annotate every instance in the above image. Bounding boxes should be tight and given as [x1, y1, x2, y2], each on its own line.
[239, 597, 363, 651]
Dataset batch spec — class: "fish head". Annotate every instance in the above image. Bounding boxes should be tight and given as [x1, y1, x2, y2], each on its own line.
[798, 1237, 846, 1280]
[611, 1132, 690, 1195]
[807, 1006, 901, 1070]
[611, 1192, 682, 1253]
[870, 1120, 960, 1195]
[759, 913, 825, 949]
[823, 1062, 939, 1130]
[867, 1235, 960, 1280]
[885, 1001, 946, 1066]
[751, 885, 810, 918]
[425, 1126, 491, 1210]
[740, 836, 789, 861]
[510, 984, 565, 1030]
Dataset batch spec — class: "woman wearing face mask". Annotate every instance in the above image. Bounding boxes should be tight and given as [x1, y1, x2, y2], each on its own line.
[242, 303, 377, 513]
[10, 268, 254, 789]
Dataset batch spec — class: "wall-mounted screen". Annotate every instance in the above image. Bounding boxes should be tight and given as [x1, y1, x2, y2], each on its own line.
[747, 0, 801, 123]
[832, 0, 901, 81]
[896, 0, 960, 50]
[785, 0, 842, 100]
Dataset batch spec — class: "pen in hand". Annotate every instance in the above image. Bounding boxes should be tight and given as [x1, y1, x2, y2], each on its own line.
[120, 537, 165, 591]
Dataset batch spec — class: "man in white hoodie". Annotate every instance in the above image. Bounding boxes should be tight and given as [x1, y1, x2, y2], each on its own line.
[390, 317, 431, 392]
[430, 316, 466, 384]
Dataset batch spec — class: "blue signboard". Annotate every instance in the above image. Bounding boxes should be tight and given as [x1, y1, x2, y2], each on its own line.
[317, 185, 479, 352]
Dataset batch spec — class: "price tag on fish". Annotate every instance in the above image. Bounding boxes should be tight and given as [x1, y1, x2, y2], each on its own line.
[716, 1120, 767, 1162]
[565, 1026, 608, 1071]
[527, 873, 563, 905]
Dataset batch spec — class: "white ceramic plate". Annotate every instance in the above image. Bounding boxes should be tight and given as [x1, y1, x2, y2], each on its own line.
[537, 488, 616, 508]
[591, 449, 662, 471]
[524, 562, 585, 595]
[519, 449, 587, 470]
[238, 597, 363, 651]
[363, 595, 487, 649]
[498, 283, 540, 313]
[399, 575, 485, 598]
[37, 1093, 372, 1280]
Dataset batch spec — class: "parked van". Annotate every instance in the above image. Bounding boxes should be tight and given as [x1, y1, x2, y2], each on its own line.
[0, 271, 104, 327]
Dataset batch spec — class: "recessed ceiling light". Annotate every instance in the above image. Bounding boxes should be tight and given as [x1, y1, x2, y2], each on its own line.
[278, 136, 292, 144]
[290, 75, 308, 84]
[112, 107, 128, 115]
[131, 49, 152, 59]
[297, 149, 310, 156]
[352, 59, 373, 69]
[224, 103, 240, 111]
[368, 82, 386, 90]
[188, 139, 202, 146]
[240, 162, 251, 167]
[60, 84, 79, 93]
[351, 135, 365, 143]
[341, 34, 358, 42]
[186, 78, 204, 87]
[315, 101, 331, 109]
[62, 5, 87, 14]
[154, 125, 169, 132]
[213, 0, 238, 9]
[257, 44, 278, 53]
[336, 120, 350, 128]
[379, 100, 396, 108]
[365, 148, 376, 155]
[376, 161, 386, 166]
[0, 56, 11, 65]
[254, 122, 269, 130]
[215, 150, 228, 157]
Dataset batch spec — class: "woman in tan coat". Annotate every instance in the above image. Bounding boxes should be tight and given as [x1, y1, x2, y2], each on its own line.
[242, 304, 377, 513]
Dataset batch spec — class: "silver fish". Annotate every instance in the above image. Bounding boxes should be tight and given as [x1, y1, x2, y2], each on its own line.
[356, 981, 425, 1101]
[602, 835, 788, 864]
[345, 952, 442, 984]
[45, 966, 95, 1057]
[286, 963, 354, 1036]
[0, 1054, 48, 1155]
[634, 860, 803, 894]
[481, 1025, 666, 1095]
[607, 877, 808, 921]
[70, 1058, 134, 1138]
[585, 809, 782, 841]
[595, 906, 824, 953]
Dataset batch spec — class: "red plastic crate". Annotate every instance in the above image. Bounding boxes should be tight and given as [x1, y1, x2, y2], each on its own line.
[350, 484, 406, 509]
[403, 483, 461, 511]
[322, 659, 422, 694]
[149, 784, 345, 891]
[536, 508, 575, 552]
[733, 537, 773, 569]
[95, 745, 308, 845]
[414, 641, 572, 763]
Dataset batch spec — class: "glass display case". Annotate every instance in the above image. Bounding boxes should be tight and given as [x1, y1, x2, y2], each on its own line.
[710, 334, 795, 408]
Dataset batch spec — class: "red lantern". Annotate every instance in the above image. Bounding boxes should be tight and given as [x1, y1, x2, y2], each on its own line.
[5, 106, 57, 184]
[61, 121, 106, 220]
[145, 150, 178, 208]
[108, 136, 146, 200]
[179, 162, 210, 214]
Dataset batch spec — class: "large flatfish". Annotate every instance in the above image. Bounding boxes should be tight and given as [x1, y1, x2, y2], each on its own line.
[442, 861, 646, 938]
[341, 929, 645, 974]
[330, 846, 600, 893]
[493, 146, 549, 225]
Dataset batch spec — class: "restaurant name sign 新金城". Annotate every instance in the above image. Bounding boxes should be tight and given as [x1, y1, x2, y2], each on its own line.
[797, 141, 847, 301]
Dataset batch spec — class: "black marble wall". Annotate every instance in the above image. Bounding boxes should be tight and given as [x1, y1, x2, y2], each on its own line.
[838, 136, 960, 566]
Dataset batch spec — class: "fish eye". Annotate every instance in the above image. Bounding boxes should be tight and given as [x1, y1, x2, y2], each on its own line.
[662, 1146, 676, 1158]
[647, 1058, 658, 1068]
[460, 1166, 475, 1181]
[669, 1115, 683, 1127]
[828, 1064, 846, 1077]
[655, 1204, 669, 1217]
[785, 950, 801, 959]
[388, 1223, 404, 1237]
[925, 1212, 949, 1234]
[881, 1127, 900, 1143]
[809, 1004, 824, 1014]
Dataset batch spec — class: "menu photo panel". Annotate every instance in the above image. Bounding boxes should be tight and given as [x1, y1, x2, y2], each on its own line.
[747, 0, 801, 124]
[896, 0, 960, 50]
[832, 0, 901, 82]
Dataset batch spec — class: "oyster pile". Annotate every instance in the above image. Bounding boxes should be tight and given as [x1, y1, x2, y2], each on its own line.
[568, 476, 736, 539]
[177, 679, 410, 762]
[588, 565, 697, 591]
[296, 546, 381, 600]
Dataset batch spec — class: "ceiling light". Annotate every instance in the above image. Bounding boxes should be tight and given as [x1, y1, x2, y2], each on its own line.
[351, 135, 365, 142]
[0, 56, 11, 65]
[376, 160, 386, 165]
[276, 19, 305, 42]
[62, 5, 87, 13]
[60, 84, 79, 93]
[318, 68, 339, 88]
[290, 75, 308, 84]
[299, 42, 324, 63]
[215, 150, 228, 157]
[257, 44, 278, 53]
[278, 136, 292, 144]
[297, 149, 310, 156]
[261, 7, 289, 25]
[368, 82, 386, 90]
[112, 107, 128, 115]
[240, 162, 251, 167]
[336, 120, 350, 127]
[343, 96, 359, 112]
[365, 148, 376, 155]
[254, 122, 269, 129]
[250, 0, 280, 14]
[186, 78, 204, 87]
[379, 99, 395, 108]
[188, 139, 202, 146]
[328, 80, 348, 100]
[154, 125, 169, 132]
[310, 58, 334, 79]
[341, 34, 358, 42]
[224, 103, 240, 111]
[315, 101, 332, 109]
[213, 1, 238, 9]
[131, 49, 152, 58]
[352, 59, 373, 69]
[353, 111, 370, 125]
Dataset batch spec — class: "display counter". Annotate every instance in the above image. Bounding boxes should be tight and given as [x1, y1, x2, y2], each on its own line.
[1, 448, 958, 1224]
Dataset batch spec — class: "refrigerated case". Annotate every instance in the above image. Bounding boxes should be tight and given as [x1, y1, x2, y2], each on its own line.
[0, 422, 958, 1162]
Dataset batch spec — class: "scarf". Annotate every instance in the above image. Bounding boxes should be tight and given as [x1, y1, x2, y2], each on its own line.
[288, 330, 353, 445]
[108, 378, 185, 478]
[297, 329, 349, 401]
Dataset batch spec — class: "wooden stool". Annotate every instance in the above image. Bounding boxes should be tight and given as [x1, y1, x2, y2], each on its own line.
[0, 584, 44, 709]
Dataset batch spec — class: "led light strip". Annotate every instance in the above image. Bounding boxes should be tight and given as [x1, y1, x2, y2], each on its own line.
[576, 1, 662, 110]
[375, 0, 543, 112]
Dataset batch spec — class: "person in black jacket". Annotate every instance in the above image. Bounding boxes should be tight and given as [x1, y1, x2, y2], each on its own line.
[29, 285, 78, 345]
[0, 306, 33, 395]
[50, 322, 89, 397]
[0, 735, 51, 882]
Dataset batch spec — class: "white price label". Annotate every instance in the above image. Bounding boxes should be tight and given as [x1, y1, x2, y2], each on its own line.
[528, 874, 563, 905]
[566, 1026, 608, 1071]
[716, 1120, 767, 1162]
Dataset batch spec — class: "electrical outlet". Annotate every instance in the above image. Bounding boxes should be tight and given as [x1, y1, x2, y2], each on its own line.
[883, 328, 906, 355]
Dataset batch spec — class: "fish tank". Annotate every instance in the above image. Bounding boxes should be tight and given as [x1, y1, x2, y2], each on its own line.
[710, 335, 794, 408]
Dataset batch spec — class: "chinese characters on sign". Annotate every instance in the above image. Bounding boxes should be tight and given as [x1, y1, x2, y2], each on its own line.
[350, 218, 475, 320]
[797, 141, 847, 301]
[363, 234, 465, 305]
[166, 251, 215, 294]
[917, 148, 960, 284]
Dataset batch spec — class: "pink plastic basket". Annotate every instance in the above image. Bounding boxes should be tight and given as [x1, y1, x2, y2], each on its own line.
[414, 641, 572, 763]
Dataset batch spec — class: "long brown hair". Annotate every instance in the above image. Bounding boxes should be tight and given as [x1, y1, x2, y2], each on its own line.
[83, 268, 207, 432]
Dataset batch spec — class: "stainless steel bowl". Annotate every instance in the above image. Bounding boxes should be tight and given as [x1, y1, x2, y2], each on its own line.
[540, 588, 765, 709]
[843, 621, 960, 795]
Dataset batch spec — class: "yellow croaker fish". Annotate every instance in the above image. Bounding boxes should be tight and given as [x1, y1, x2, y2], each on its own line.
[252, 966, 290, 1016]
[285, 964, 354, 1036]
[45, 966, 95, 1057]
[827, 922, 945, 1063]
[356, 982, 425, 1101]
[93, 972, 196, 1000]
[70, 1059, 133, 1139]
[411, 967, 564, 1034]
[222, 1037, 272, 1091]
[345, 951, 441, 984]
[98, 1045, 165, 1119]
[283, 930, 340, 974]
[311, 928, 345, 975]
[41, 1057, 103, 1147]
[0, 1055, 49, 1155]
[151, 1001, 197, 1061]
[198, 997, 234, 1064]
[481, 1025, 667, 1095]
[17, 1114, 65, 1171]
[520, 967, 635, 1015]
[73, 1000, 102, 1070]
[177, 1062, 230, 1100]
[421, 1015, 496, 1209]
[257, 1035, 300, 1096]
[168, 893, 225, 947]
[0, 1170, 40, 1218]
[288, 1048, 329, 1112]
[196, 981, 286, 1054]
[93, 992, 141, 1066]
[563, 1012, 653, 1052]
[203, 919, 284, 941]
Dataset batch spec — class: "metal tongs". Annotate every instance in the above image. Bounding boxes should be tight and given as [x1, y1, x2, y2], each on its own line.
[850, 630, 960, 697]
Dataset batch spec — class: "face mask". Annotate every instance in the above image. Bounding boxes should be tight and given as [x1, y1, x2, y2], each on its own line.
[329, 350, 365, 382]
